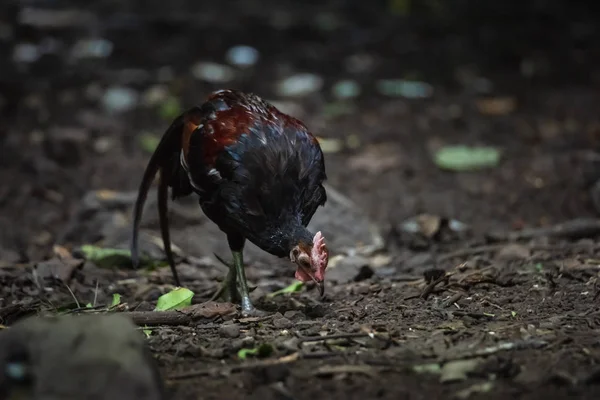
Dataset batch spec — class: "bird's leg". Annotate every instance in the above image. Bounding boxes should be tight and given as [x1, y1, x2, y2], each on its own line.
[221, 233, 266, 317]
[210, 257, 241, 303]
[231, 250, 266, 317]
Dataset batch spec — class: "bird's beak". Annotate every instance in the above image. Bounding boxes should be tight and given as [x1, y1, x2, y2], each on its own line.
[316, 281, 325, 297]
[297, 263, 325, 297]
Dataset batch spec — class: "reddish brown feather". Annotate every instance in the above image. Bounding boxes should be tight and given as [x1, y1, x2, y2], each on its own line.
[181, 112, 203, 162]
[196, 90, 313, 167]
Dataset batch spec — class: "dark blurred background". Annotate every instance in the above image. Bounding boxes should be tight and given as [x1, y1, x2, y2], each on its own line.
[1, 0, 600, 262]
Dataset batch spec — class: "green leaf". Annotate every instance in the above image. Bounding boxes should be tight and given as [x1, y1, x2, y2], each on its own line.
[85, 303, 93, 308]
[78, 245, 165, 269]
[433, 146, 501, 171]
[154, 287, 194, 311]
[412, 363, 441, 374]
[111, 293, 121, 308]
[143, 329, 152, 338]
[237, 343, 274, 360]
[266, 280, 305, 298]
[159, 96, 182, 121]
[139, 133, 160, 154]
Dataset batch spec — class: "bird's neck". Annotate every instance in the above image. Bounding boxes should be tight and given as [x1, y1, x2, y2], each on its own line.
[258, 220, 313, 258]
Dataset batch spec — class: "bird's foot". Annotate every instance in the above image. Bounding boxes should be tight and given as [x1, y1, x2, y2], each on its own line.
[210, 280, 242, 303]
[240, 299, 269, 318]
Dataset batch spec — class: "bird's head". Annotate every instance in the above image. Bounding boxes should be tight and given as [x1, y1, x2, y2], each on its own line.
[289, 231, 329, 296]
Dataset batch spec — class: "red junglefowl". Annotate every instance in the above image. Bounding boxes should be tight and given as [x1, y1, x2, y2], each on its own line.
[131, 89, 329, 316]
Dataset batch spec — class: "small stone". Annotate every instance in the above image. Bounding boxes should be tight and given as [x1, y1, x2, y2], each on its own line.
[225, 45, 260, 68]
[219, 323, 240, 338]
[241, 336, 255, 347]
[495, 244, 531, 261]
[273, 317, 293, 329]
[331, 80, 361, 99]
[376, 79, 433, 99]
[141, 85, 169, 107]
[276, 73, 324, 97]
[326, 255, 373, 284]
[191, 62, 236, 83]
[101, 86, 139, 114]
[70, 38, 113, 59]
[283, 310, 304, 321]
[12, 43, 40, 63]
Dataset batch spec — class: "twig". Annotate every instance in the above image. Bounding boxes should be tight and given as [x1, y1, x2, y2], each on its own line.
[450, 311, 495, 319]
[167, 352, 300, 380]
[93, 279, 99, 307]
[119, 311, 198, 326]
[442, 292, 464, 308]
[404, 272, 451, 300]
[297, 333, 369, 343]
[440, 339, 548, 362]
[62, 282, 80, 309]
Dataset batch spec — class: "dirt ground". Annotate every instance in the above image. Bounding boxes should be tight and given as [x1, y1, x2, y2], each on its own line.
[2, 1, 600, 399]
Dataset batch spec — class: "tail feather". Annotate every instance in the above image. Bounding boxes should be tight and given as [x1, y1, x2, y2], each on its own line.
[130, 113, 184, 270]
[131, 106, 204, 274]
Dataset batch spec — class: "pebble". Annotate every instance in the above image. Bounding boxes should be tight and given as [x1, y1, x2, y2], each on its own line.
[283, 310, 304, 321]
[191, 61, 236, 83]
[326, 255, 373, 284]
[70, 38, 113, 59]
[225, 45, 259, 68]
[101, 86, 139, 114]
[273, 317, 293, 329]
[331, 80, 361, 99]
[12, 43, 40, 63]
[141, 85, 169, 107]
[219, 323, 240, 339]
[276, 73, 323, 97]
[376, 79, 433, 99]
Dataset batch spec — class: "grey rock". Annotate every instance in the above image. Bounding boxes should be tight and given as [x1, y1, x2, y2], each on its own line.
[273, 317, 293, 329]
[326, 255, 373, 284]
[0, 314, 165, 400]
[219, 323, 241, 339]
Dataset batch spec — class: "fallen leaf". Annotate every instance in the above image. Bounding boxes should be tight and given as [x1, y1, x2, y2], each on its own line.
[139, 133, 160, 154]
[316, 137, 344, 153]
[400, 214, 442, 238]
[433, 145, 501, 171]
[267, 281, 304, 298]
[185, 301, 237, 318]
[78, 245, 164, 269]
[111, 293, 121, 308]
[412, 363, 442, 374]
[33, 257, 84, 283]
[237, 343, 274, 360]
[159, 96, 182, 121]
[475, 97, 516, 116]
[376, 79, 433, 98]
[454, 382, 494, 399]
[347, 144, 402, 174]
[154, 287, 195, 311]
[79, 245, 132, 268]
[440, 359, 482, 383]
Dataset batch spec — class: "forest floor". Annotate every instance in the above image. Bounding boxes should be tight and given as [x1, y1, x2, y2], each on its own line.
[1, 1, 600, 399]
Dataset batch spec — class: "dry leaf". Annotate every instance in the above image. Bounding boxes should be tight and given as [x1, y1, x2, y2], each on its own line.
[475, 97, 516, 116]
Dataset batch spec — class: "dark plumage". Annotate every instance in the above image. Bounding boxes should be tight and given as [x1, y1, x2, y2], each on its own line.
[131, 89, 329, 315]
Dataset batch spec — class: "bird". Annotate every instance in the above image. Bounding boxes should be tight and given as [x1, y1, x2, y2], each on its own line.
[130, 89, 329, 316]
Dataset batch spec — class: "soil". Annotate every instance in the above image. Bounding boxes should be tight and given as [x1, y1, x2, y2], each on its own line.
[2, 1, 600, 399]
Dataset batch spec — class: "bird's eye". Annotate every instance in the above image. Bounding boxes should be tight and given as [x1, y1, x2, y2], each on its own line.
[292, 248, 300, 258]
